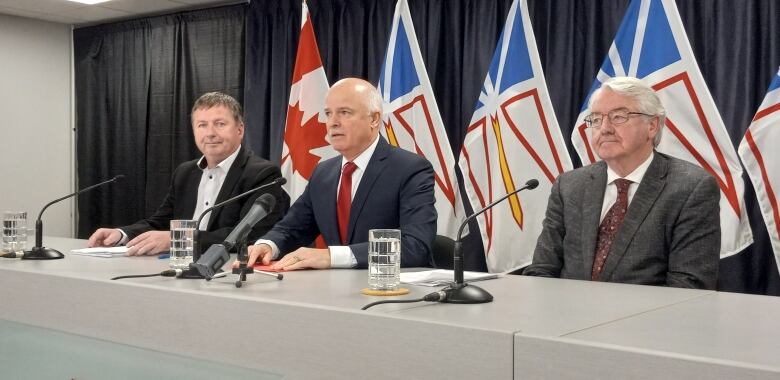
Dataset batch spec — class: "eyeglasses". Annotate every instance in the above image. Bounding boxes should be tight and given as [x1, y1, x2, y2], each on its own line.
[584, 109, 655, 129]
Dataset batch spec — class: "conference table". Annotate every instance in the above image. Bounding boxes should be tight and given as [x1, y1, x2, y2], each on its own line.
[1, 237, 779, 379]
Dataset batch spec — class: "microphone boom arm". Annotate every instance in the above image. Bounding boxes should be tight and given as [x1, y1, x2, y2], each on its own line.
[444, 178, 539, 304]
[24, 175, 124, 260]
[35, 176, 123, 223]
[453, 179, 539, 284]
[192, 177, 285, 262]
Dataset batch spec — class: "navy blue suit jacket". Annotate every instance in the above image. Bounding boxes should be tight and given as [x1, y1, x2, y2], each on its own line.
[262, 137, 437, 268]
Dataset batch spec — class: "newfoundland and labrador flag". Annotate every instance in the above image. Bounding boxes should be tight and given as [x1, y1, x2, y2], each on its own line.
[280, 1, 337, 202]
[378, 0, 465, 239]
[738, 68, 780, 270]
[570, 0, 752, 257]
[458, 0, 573, 273]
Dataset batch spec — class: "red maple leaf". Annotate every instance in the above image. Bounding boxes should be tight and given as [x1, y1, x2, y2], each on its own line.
[283, 101, 329, 179]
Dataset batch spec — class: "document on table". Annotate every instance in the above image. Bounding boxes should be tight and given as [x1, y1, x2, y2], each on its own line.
[69, 246, 128, 258]
[400, 269, 499, 287]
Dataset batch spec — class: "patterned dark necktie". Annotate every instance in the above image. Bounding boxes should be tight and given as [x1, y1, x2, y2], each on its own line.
[592, 178, 632, 281]
[337, 162, 358, 245]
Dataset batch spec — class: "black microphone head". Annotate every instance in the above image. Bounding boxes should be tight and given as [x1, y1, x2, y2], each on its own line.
[275, 177, 287, 186]
[525, 179, 539, 189]
[256, 193, 276, 212]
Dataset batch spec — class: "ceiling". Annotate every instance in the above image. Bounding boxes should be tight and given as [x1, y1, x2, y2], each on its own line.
[0, 0, 242, 26]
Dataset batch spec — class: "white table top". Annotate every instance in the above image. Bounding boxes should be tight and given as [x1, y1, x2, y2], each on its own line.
[4, 236, 779, 379]
[564, 290, 780, 371]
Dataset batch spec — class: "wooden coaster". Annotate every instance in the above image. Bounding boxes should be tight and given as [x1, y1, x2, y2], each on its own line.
[361, 287, 410, 296]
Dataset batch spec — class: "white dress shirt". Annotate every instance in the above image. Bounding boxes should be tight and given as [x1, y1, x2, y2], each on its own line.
[258, 134, 381, 268]
[192, 146, 241, 229]
[116, 146, 242, 244]
[599, 152, 654, 222]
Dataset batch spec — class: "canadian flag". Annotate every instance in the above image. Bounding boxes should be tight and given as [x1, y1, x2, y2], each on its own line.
[280, 1, 337, 202]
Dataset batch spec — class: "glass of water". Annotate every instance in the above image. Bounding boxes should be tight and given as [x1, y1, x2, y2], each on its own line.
[169, 220, 197, 269]
[2, 211, 27, 253]
[368, 229, 401, 290]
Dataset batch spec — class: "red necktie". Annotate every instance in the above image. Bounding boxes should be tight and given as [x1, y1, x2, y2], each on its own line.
[337, 162, 358, 245]
[592, 178, 632, 281]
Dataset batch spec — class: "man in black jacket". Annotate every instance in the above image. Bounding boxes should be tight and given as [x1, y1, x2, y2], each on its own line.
[88, 92, 289, 256]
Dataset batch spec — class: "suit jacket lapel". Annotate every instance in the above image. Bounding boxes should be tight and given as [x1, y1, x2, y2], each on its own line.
[182, 166, 202, 219]
[320, 158, 341, 243]
[347, 137, 390, 243]
[601, 153, 668, 281]
[581, 163, 607, 275]
[207, 147, 248, 230]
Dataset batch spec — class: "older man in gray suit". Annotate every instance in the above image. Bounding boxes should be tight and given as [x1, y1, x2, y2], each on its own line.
[524, 76, 720, 289]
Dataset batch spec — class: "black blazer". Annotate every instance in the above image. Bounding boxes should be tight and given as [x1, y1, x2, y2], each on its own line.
[121, 146, 290, 250]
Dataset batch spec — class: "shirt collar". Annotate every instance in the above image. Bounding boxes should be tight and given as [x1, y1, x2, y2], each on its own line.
[342, 135, 380, 171]
[606, 151, 654, 185]
[197, 145, 242, 171]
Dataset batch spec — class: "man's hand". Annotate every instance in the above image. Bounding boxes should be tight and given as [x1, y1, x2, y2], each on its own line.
[87, 228, 122, 248]
[125, 231, 170, 256]
[236, 243, 275, 268]
[271, 247, 331, 271]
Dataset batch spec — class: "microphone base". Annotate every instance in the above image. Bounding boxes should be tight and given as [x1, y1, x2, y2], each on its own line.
[441, 282, 493, 304]
[22, 247, 65, 260]
[177, 267, 205, 279]
[232, 265, 254, 288]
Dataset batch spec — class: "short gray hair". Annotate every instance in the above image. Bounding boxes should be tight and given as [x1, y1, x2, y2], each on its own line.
[332, 78, 383, 115]
[191, 92, 244, 125]
[589, 77, 666, 147]
[365, 85, 383, 114]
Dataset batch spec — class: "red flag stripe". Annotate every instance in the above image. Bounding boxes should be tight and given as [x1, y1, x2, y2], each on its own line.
[654, 72, 740, 217]
[291, 12, 324, 83]
[744, 129, 780, 241]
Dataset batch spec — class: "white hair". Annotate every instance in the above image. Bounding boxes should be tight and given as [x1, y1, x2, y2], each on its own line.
[589, 76, 666, 147]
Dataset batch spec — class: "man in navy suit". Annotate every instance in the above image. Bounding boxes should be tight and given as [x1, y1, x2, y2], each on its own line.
[242, 78, 437, 270]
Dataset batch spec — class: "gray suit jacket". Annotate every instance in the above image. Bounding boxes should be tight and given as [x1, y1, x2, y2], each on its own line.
[524, 152, 720, 289]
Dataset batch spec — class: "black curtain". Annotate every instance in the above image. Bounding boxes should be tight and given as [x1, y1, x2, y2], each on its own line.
[74, 5, 246, 238]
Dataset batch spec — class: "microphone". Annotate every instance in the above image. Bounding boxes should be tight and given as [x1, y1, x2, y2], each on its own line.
[193, 194, 276, 279]
[175, 177, 285, 279]
[223, 193, 276, 249]
[23, 175, 124, 260]
[441, 178, 539, 304]
[191, 177, 286, 262]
